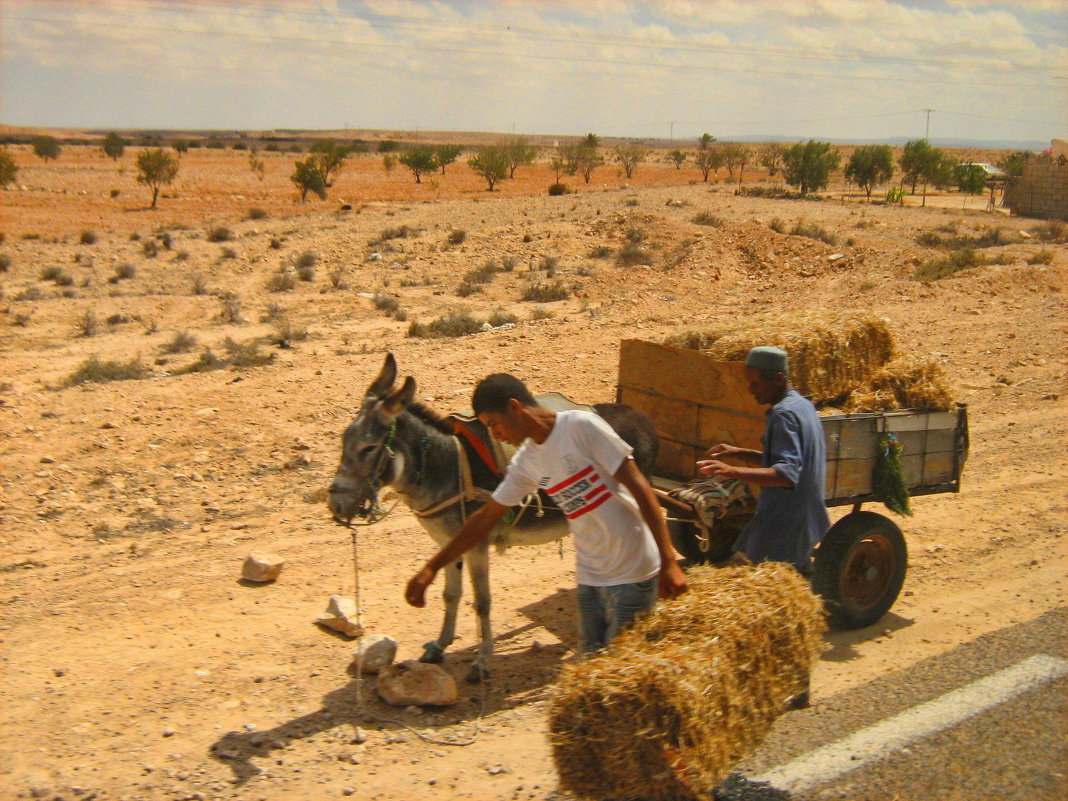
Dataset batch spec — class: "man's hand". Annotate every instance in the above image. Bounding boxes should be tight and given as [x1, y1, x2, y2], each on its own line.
[697, 459, 742, 480]
[405, 565, 437, 608]
[705, 443, 743, 460]
[658, 561, 688, 600]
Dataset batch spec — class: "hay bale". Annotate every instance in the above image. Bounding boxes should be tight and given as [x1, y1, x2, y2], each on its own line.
[665, 312, 895, 406]
[845, 355, 953, 412]
[548, 564, 825, 801]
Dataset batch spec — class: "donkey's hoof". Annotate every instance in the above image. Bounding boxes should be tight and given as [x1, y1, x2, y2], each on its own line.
[419, 641, 445, 664]
[465, 664, 490, 684]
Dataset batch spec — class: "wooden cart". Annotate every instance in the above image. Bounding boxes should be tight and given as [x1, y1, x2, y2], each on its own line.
[616, 339, 969, 629]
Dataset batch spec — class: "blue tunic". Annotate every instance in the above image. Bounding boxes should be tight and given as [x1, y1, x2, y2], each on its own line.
[736, 389, 830, 571]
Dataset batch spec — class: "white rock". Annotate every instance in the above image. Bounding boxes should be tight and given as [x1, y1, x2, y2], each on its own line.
[827, 253, 846, 262]
[376, 660, 458, 707]
[241, 552, 284, 583]
[315, 595, 363, 638]
[352, 634, 397, 674]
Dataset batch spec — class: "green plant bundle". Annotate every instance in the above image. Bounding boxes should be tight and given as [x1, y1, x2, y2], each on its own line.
[873, 433, 911, 516]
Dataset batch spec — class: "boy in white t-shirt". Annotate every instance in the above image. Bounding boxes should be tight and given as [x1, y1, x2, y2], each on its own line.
[405, 373, 687, 654]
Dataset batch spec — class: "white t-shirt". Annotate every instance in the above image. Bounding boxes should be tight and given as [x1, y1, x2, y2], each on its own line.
[491, 410, 660, 586]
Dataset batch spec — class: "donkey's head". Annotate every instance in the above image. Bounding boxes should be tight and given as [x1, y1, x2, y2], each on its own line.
[328, 353, 416, 523]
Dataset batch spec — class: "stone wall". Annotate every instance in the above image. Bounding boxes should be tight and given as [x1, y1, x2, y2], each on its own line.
[1003, 156, 1068, 221]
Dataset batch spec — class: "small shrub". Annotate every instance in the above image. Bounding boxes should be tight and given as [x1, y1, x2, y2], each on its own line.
[373, 293, 400, 314]
[247, 207, 268, 220]
[158, 231, 173, 250]
[297, 265, 315, 281]
[529, 306, 555, 320]
[219, 247, 237, 261]
[294, 250, 317, 269]
[1027, 249, 1054, 265]
[109, 263, 136, 284]
[12, 311, 32, 326]
[142, 239, 158, 258]
[218, 291, 243, 323]
[447, 229, 466, 245]
[501, 256, 518, 272]
[1031, 220, 1065, 244]
[407, 310, 484, 339]
[63, 355, 149, 387]
[488, 310, 517, 327]
[548, 183, 569, 196]
[207, 226, 232, 242]
[261, 303, 287, 322]
[23, 233, 41, 240]
[456, 281, 482, 298]
[0, 254, 9, 272]
[269, 237, 283, 250]
[39, 266, 65, 282]
[270, 316, 309, 345]
[14, 287, 43, 302]
[73, 309, 100, 337]
[161, 330, 198, 353]
[174, 249, 189, 262]
[521, 281, 571, 302]
[522, 233, 533, 243]
[617, 242, 652, 267]
[189, 273, 208, 295]
[914, 248, 988, 281]
[790, 221, 837, 245]
[625, 196, 640, 207]
[540, 255, 560, 275]
[79, 231, 97, 245]
[692, 211, 725, 227]
[393, 308, 408, 322]
[266, 271, 297, 292]
[328, 268, 347, 289]
[589, 245, 613, 259]
[110, 189, 120, 198]
[106, 313, 133, 326]
[372, 224, 415, 244]
[464, 262, 499, 285]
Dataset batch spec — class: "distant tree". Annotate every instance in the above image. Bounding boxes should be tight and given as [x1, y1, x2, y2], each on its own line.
[377, 139, 399, 153]
[721, 143, 751, 182]
[667, 149, 687, 169]
[102, 132, 126, 161]
[290, 157, 327, 202]
[434, 144, 462, 175]
[844, 144, 895, 201]
[467, 146, 510, 191]
[782, 140, 840, 195]
[698, 132, 715, 150]
[955, 163, 988, 208]
[613, 143, 648, 179]
[583, 132, 600, 149]
[555, 141, 582, 176]
[899, 138, 946, 206]
[759, 143, 786, 178]
[997, 150, 1031, 179]
[31, 135, 61, 161]
[0, 148, 17, 188]
[576, 142, 604, 184]
[382, 154, 397, 174]
[932, 155, 958, 191]
[693, 147, 724, 182]
[172, 139, 189, 157]
[501, 136, 538, 178]
[398, 145, 438, 184]
[310, 140, 350, 186]
[248, 151, 266, 181]
[136, 148, 180, 208]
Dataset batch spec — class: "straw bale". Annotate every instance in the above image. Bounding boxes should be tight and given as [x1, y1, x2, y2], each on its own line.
[845, 355, 953, 412]
[548, 564, 825, 801]
[665, 312, 895, 406]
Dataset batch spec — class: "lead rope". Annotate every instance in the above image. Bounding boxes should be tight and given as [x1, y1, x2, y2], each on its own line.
[347, 500, 486, 746]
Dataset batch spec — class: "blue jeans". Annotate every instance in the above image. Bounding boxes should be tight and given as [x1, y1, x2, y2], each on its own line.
[576, 578, 658, 655]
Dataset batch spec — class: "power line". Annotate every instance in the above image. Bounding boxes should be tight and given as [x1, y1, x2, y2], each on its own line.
[4, 10, 1062, 90]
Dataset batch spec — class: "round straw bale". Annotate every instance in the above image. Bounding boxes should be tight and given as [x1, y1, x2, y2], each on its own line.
[548, 564, 825, 801]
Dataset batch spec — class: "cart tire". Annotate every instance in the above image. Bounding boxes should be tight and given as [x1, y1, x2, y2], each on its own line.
[667, 518, 740, 564]
[812, 511, 907, 630]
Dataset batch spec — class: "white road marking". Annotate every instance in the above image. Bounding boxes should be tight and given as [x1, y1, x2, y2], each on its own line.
[753, 653, 1068, 793]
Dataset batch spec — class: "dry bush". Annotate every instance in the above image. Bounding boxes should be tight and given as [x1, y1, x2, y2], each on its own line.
[589, 245, 613, 259]
[1027, 249, 1054, 265]
[0, 254, 10, 272]
[269, 237, 283, 250]
[160, 331, 198, 354]
[407, 310, 483, 339]
[247, 207, 268, 220]
[617, 242, 652, 267]
[456, 281, 482, 298]
[529, 306, 555, 320]
[328, 267, 348, 289]
[1031, 219, 1065, 244]
[63, 355, 150, 387]
[692, 211, 725, 227]
[294, 250, 317, 269]
[219, 247, 237, 261]
[174, 249, 190, 262]
[372, 293, 400, 314]
[79, 231, 97, 245]
[769, 217, 786, 234]
[790, 220, 837, 245]
[218, 292, 243, 323]
[371, 224, 417, 245]
[105, 313, 134, 326]
[917, 225, 1016, 250]
[174, 338, 275, 374]
[487, 310, 517, 327]
[270, 316, 309, 345]
[110, 263, 136, 283]
[266, 270, 297, 293]
[914, 248, 988, 281]
[447, 229, 466, 245]
[548, 183, 569, 196]
[206, 225, 232, 242]
[142, 239, 158, 258]
[190, 273, 209, 295]
[14, 287, 43, 302]
[73, 308, 99, 338]
[521, 281, 571, 302]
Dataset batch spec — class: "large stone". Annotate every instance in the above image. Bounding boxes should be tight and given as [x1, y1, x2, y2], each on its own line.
[241, 552, 284, 583]
[315, 595, 363, 638]
[376, 660, 458, 707]
[352, 634, 397, 674]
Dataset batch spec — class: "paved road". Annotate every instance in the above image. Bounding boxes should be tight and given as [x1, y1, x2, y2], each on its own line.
[717, 607, 1068, 801]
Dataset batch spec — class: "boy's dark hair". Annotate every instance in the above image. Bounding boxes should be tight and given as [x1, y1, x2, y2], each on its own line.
[472, 373, 536, 415]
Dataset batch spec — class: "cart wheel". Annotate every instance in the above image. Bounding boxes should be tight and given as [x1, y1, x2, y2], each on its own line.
[667, 518, 742, 564]
[812, 511, 907, 630]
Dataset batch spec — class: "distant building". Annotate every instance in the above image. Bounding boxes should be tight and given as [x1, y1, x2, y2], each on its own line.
[1002, 140, 1068, 221]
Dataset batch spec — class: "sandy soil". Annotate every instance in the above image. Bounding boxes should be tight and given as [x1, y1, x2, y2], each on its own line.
[0, 142, 1065, 801]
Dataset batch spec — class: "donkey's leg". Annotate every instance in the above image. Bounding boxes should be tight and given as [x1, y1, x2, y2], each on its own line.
[464, 544, 493, 684]
[420, 558, 462, 664]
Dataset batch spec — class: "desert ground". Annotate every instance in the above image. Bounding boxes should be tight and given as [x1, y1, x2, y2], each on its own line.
[0, 138, 1065, 801]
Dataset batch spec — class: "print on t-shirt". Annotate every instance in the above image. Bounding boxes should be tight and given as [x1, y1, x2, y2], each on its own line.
[543, 464, 612, 519]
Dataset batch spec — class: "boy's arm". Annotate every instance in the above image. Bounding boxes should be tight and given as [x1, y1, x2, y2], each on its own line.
[613, 457, 688, 600]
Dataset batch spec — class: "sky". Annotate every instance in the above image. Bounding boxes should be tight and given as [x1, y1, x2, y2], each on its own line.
[1, 0, 1065, 146]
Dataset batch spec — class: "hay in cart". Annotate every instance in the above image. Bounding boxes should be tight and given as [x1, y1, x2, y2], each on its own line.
[845, 354, 954, 412]
[548, 563, 825, 801]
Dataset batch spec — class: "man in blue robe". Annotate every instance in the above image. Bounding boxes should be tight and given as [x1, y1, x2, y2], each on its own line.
[698, 346, 830, 573]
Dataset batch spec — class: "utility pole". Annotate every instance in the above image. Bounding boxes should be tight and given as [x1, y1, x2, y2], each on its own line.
[669, 120, 675, 141]
[924, 108, 934, 140]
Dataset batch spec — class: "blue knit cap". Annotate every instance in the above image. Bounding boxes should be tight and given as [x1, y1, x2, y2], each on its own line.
[745, 346, 788, 373]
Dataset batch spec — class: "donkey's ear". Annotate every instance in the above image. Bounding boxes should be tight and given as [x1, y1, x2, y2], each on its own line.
[368, 353, 397, 398]
[380, 376, 416, 416]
